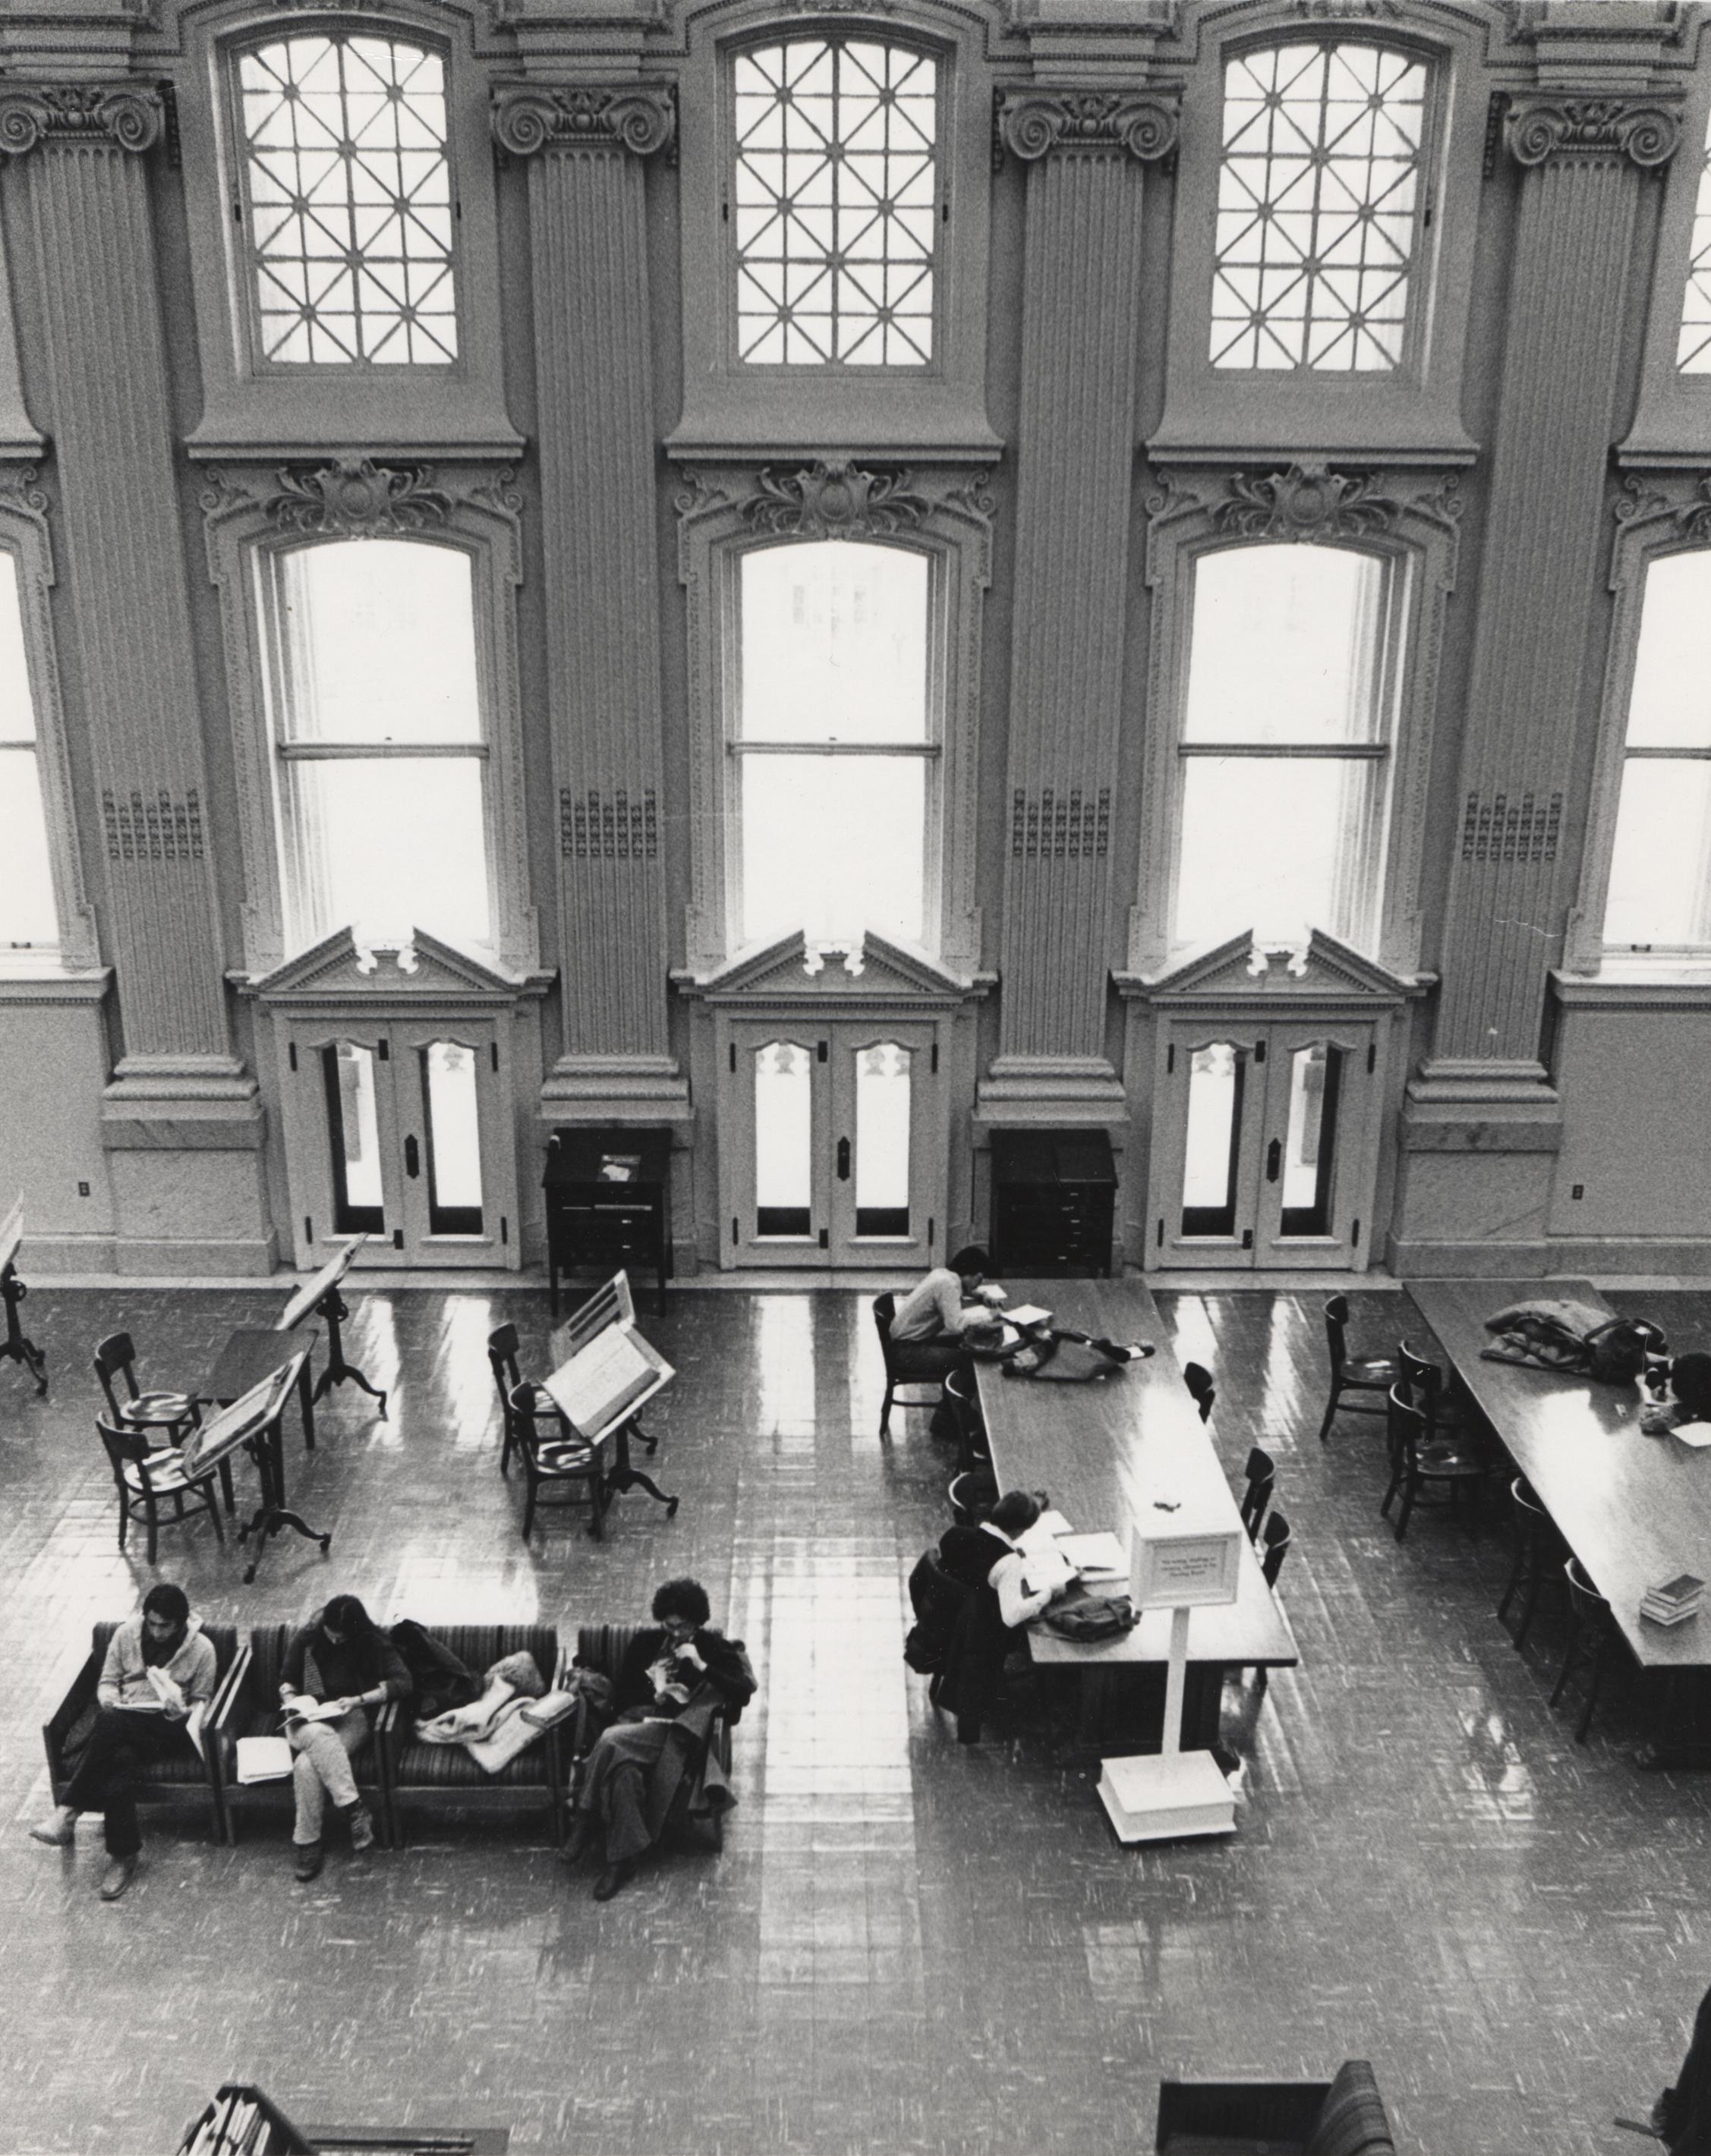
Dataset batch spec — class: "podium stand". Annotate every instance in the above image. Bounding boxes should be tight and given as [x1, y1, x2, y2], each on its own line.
[277, 1235, 386, 1419]
[0, 1197, 46, 1396]
[1098, 1515, 1240, 1845]
[544, 1271, 679, 1526]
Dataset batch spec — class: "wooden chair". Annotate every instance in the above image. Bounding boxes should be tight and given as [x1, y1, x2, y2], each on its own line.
[96, 1418, 225, 1566]
[382, 1623, 567, 1846]
[1497, 1476, 1569, 1651]
[871, 1292, 944, 1442]
[93, 1331, 199, 1443]
[1397, 1338, 1479, 1443]
[1379, 1386, 1487, 1544]
[1549, 1557, 1629, 1744]
[942, 1366, 990, 1475]
[570, 1623, 739, 1853]
[1239, 1446, 1275, 1539]
[210, 1625, 389, 1846]
[1259, 1508, 1291, 1588]
[507, 1381, 606, 1540]
[947, 1467, 994, 1528]
[42, 1621, 240, 1843]
[486, 1323, 564, 1477]
[1183, 1361, 1216, 1423]
[1316, 1296, 1395, 1443]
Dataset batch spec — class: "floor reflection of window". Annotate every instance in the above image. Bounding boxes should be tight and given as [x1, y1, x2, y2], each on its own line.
[854, 1042, 910, 1237]
[755, 1042, 814, 1238]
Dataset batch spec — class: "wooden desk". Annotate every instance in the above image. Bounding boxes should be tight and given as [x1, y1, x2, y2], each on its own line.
[975, 1282, 1297, 1744]
[1408, 1280, 1711, 1673]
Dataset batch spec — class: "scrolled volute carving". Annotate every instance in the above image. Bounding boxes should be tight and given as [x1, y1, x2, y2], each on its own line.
[996, 90, 1180, 166]
[491, 82, 676, 160]
[266, 458, 452, 537]
[1505, 95, 1681, 172]
[0, 83, 164, 157]
[1215, 461, 1401, 543]
[742, 460, 929, 540]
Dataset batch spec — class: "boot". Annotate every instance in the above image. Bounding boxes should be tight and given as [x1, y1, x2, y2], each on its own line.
[98, 1855, 138, 1902]
[592, 1858, 635, 1902]
[30, 1805, 77, 1846]
[336, 1801, 376, 1853]
[293, 1840, 324, 1882]
[558, 1816, 594, 1868]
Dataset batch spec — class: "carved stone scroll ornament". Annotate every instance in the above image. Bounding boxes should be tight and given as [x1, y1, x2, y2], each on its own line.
[1614, 471, 1711, 546]
[995, 90, 1180, 167]
[0, 83, 164, 158]
[490, 83, 676, 161]
[1505, 96, 1681, 172]
[1214, 461, 1402, 543]
[266, 458, 452, 537]
[742, 460, 929, 540]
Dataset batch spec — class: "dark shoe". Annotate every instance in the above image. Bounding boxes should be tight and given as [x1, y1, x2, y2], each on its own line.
[98, 1856, 137, 1902]
[293, 1840, 324, 1882]
[339, 1804, 376, 1853]
[559, 1818, 593, 1868]
[592, 1859, 634, 1902]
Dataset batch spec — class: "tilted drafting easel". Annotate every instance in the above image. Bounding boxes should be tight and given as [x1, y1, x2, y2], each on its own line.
[544, 1270, 679, 1526]
[0, 1196, 47, 1396]
[276, 1233, 386, 1418]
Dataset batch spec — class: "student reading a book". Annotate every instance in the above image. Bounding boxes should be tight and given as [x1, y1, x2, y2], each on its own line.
[279, 1594, 411, 1882]
[30, 1582, 219, 1903]
[934, 1490, 1081, 1745]
[1654, 1977, 1711, 2151]
[889, 1246, 995, 1381]
[561, 1578, 756, 1903]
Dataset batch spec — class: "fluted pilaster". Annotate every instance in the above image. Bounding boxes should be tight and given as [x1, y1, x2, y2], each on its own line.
[1426, 93, 1681, 1083]
[991, 92, 1177, 1080]
[7, 88, 234, 1073]
[493, 83, 682, 1103]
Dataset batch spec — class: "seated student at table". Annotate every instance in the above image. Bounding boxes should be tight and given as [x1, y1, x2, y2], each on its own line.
[30, 1582, 219, 1903]
[936, 1490, 1080, 1744]
[562, 1577, 756, 1903]
[1642, 1352, 1711, 1437]
[889, 1245, 997, 1380]
[279, 1594, 411, 1883]
[1654, 1977, 1711, 2152]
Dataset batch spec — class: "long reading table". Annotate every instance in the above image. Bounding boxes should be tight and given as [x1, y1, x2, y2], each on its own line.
[974, 1280, 1297, 1748]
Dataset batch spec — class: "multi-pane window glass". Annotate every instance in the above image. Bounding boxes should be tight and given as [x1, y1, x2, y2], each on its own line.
[267, 540, 490, 954]
[1678, 106, 1711, 373]
[1212, 42, 1426, 372]
[1602, 552, 1711, 951]
[733, 39, 937, 366]
[0, 552, 56, 953]
[1174, 544, 1395, 953]
[736, 541, 933, 950]
[238, 35, 457, 366]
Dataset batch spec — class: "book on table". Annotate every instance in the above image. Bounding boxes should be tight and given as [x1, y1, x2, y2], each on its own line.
[1640, 1572, 1704, 1626]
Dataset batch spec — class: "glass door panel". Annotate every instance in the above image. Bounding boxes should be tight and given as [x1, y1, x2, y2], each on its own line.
[1278, 1043, 1343, 1238]
[853, 1041, 912, 1237]
[755, 1041, 815, 1239]
[1180, 1043, 1247, 1239]
[323, 1041, 386, 1234]
[421, 1041, 484, 1235]
[389, 1017, 512, 1268]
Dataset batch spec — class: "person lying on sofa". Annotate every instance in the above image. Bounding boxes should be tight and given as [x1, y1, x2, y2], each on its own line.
[562, 1576, 755, 1902]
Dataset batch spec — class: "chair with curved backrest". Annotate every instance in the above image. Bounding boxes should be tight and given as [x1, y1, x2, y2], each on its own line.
[942, 1366, 990, 1475]
[1497, 1476, 1569, 1651]
[1380, 1385, 1487, 1544]
[93, 1332, 199, 1443]
[947, 1467, 994, 1528]
[1259, 1509, 1291, 1588]
[96, 1418, 225, 1567]
[1239, 1446, 1275, 1540]
[487, 1323, 562, 1478]
[1549, 1556, 1630, 1743]
[1316, 1296, 1396, 1443]
[507, 1381, 605, 1540]
[1183, 1362, 1216, 1424]
[871, 1293, 944, 1443]
[1397, 1338, 1478, 1444]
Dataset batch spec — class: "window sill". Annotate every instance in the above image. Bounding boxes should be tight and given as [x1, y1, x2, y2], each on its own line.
[0, 965, 111, 1002]
[1147, 379, 1477, 467]
[187, 381, 522, 462]
[667, 377, 1001, 464]
[1551, 965, 1711, 1009]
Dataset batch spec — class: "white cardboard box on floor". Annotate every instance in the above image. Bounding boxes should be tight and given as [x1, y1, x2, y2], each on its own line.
[1098, 1748, 1235, 1843]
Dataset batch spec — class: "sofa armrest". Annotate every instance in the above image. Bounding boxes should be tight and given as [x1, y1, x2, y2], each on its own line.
[1157, 2080, 1331, 2151]
[205, 1642, 254, 1786]
[43, 1651, 102, 1795]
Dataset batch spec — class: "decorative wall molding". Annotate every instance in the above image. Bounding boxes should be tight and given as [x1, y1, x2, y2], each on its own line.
[1010, 787, 1110, 862]
[1614, 470, 1711, 544]
[490, 83, 676, 161]
[1505, 96, 1682, 172]
[559, 788, 659, 862]
[199, 461, 537, 977]
[994, 90, 1180, 168]
[0, 85, 163, 159]
[741, 462, 930, 541]
[102, 788, 204, 865]
[1460, 791, 1561, 867]
[1212, 462, 1404, 543]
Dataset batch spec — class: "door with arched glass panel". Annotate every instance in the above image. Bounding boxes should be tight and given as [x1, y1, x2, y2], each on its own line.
[1150, 1018, 1381, 1271]
[721, 1017, 944, 1269]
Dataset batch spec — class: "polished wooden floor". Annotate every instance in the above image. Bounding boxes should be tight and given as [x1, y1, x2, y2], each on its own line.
[2, 1282, 1708, 2154]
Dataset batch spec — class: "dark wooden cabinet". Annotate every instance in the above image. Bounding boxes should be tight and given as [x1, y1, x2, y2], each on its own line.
[543, 1128, 673, 1315]
[989, 1130, 1117, 1279]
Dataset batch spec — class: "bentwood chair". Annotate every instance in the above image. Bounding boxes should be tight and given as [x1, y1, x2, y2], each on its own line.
[506, 1381, 605, 1541]
[1317, 1297, 1397, 1443]
[1497, 1477, 1570, 1651]
[1239, 1447, 1276, 1540]
[487, 1324, 562, 1478]
[1397, 1339, 1479, 1444]
[93, 1331, 200, 1444]
[1259, 1509, 1292, 1588]
[872, 1293, 944, 1443]
[97, 1417, 225, 1566]
[1380, 1386, 1488, 1544]
[942, 1367, 991, 1476]
[1549, 1557, 1630, 1744]
[1183, 1362, 1216, 1424]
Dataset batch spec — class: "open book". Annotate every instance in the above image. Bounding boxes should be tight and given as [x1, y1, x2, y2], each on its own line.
[547, 1324, 658, 1437]
[280, 1693, 346, 1726]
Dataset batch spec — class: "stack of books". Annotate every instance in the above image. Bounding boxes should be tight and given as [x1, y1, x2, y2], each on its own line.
[1641, 1573, 1704, 1627]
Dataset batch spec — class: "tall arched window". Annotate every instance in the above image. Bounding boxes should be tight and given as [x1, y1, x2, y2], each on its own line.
[235, 33, 457, 366]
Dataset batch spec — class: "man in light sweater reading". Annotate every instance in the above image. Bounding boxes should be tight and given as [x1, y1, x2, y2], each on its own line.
[888, 1245, 996, 1382]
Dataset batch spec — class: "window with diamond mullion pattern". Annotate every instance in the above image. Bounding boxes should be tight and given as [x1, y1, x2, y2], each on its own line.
[238, 33, 458, 367]
[1678, 105, 1711, 372]
[1211, 42, 1425, 373]
[733, 38, 937, 367]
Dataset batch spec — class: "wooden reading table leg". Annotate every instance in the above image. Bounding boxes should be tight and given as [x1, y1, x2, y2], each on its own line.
[238, 1415, 332, 1585]
[308, 1288, 387, 1419]
[0, 1262, 47, 1396]
[601, 1416, 679, 1519]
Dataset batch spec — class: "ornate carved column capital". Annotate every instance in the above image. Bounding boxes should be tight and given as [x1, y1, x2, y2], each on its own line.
[490, 81, 676, 160]
[995, 90, 1180, 167]
[1505, 93, 1681, 172]
[0, 83, 164, 159]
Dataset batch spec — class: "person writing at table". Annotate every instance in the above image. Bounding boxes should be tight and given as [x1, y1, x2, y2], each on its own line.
[279, 1594, 410, 1882]
[937, 1490, 1080, 1743]
[889, 1245, 999, 1382]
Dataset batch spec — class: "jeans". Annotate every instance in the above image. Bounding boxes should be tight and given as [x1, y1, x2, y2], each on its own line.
[65, 1706, 199, 1859]
[288, 1707, 369, 1844]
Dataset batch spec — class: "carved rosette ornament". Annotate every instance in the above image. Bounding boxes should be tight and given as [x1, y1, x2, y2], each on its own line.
[490, 83, 676, 160]
[742, 461, 929, 540]
[266, 458, 452, 537]
[995, 90, 1180, 166]
[0, 83, 163, 157]
[1214, 462, 1402, 543]
[1505, 95, 1681, 172]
